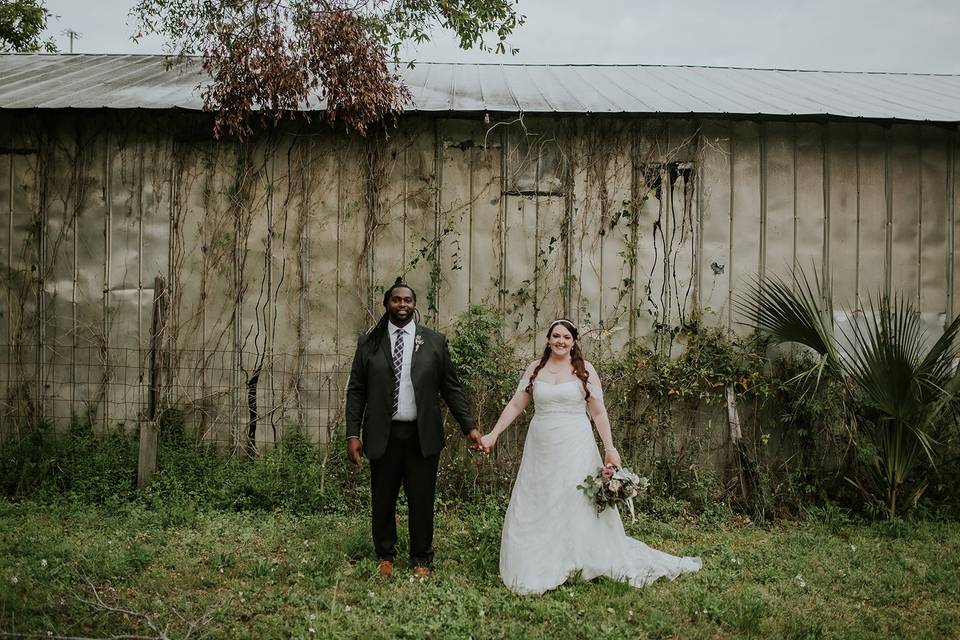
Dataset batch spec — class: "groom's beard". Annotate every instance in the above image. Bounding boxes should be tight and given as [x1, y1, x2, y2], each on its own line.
[389, 310, 414, 327]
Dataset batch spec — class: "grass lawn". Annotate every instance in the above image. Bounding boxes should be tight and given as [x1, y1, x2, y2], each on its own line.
[1, 499, 958, 639]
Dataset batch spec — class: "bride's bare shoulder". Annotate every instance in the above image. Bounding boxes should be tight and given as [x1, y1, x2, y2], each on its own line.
[525, 359, 541, 374]
[582, 360, 601, 379]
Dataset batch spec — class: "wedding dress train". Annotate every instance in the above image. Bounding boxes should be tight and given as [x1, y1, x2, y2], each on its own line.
[499, 380, 702, 595]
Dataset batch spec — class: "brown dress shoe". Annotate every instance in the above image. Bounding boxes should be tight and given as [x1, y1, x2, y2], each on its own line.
[378, 559, 394, 577]
[413, 566, 431, 579]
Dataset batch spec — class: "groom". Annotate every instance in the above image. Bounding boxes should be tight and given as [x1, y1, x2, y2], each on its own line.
[345, 279, 483, 578]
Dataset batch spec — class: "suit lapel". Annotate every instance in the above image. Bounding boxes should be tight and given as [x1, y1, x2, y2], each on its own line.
[379, 331, 394, 378]
[410, 325, 424, 380]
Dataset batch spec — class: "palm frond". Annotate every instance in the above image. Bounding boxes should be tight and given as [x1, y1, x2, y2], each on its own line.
[839, 295, 926, 421]
[735, 267, 840, 369]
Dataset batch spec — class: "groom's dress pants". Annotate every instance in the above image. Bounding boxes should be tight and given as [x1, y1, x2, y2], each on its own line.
[369, 421, 440, 567]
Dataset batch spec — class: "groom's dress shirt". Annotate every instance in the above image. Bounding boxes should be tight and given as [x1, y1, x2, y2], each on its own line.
[388, 320, 418, 421]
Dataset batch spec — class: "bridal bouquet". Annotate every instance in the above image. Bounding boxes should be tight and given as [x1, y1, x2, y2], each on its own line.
[577, 464, 649, 522]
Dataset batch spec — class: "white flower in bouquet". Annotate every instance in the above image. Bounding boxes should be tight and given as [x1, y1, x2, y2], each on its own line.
[577, 463, 650, 522]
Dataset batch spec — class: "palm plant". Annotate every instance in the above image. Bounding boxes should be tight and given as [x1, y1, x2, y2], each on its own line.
[737, 268, 960, 518]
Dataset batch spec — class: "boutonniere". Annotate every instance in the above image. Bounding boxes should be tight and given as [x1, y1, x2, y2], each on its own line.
[414, 335, 424, 353]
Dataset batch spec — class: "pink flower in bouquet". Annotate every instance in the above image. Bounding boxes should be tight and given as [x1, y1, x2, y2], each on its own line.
[601, 465, 615, 479]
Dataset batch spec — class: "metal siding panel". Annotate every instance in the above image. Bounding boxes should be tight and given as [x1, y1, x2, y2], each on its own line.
[173, 141, 235, 443]
[267, 135, 308, 445]
[237, 139, 278, 448]
[856, 125, 888, 301]
[502, 194, 537, 350]
[537, 192, 569, 332]
[0, 140, 10, 432]
[303, 134, 341, 357]
[827, 123, 860, 306]
[369, 130, 408, 310]
[664, 120, 699, 338]
[953, 135, 960, 319]
[577, 120, 633, 355]
[140, 129, 171, 290]
[889, 125, 921, 301]
[466, 119, 503, 309]
[569, 120, 599, 344]
[594, 120, 634, 353]
[41, 120, 79, 426]
[794, 123, 826, 276]
[72, 127, 108, 426]
[919, 130, 949, 315]
[667, 156, 697, 335]
[697, 121, 732, 327]
[629, 120, 666, 343]
[762, 123, 796, 280]
[399, 122, 439, 324]
[102, 126, 141, 430]
[729, 122, 762, 334]
[436, 119, 479, 329]
[301, 132, 345, 442]
[8, 126, 41, 427]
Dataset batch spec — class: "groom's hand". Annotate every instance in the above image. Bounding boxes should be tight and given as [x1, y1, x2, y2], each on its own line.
[466, 428, 487, 453]
[347, 438, 363, 467]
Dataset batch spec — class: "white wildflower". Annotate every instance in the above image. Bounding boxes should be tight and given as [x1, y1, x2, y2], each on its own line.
[40, 559, 47, 569]
[795, 574, 806, 588]
[10, 576, 18, 585]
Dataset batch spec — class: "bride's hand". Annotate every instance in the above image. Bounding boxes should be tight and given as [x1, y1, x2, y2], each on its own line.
[480, 432, 498, 452]
[603, 447, 622, 469]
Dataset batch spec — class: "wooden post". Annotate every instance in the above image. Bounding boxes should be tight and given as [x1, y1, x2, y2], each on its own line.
[138, 277, 166, 490]
[725, 383, 750, 503]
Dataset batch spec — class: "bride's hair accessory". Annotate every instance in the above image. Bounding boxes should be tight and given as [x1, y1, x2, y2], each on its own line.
[548, 318, 577, 333]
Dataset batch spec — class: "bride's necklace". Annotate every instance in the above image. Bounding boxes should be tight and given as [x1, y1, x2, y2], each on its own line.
[544, 361, 572, 375]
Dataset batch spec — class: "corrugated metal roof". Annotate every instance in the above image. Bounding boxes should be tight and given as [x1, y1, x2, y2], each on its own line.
[2, 53, 960, 122]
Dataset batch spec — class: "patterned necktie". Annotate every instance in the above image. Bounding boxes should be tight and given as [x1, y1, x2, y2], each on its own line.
[392, 328, 405, 415]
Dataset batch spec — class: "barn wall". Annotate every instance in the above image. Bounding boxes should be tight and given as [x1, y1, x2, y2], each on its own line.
[0, 111, 956, 448]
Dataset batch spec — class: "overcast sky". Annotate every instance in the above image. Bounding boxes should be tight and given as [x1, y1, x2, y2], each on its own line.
[41, 0, 960, 74]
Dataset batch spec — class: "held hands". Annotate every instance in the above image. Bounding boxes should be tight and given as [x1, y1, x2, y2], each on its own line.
[479, 432, 498, 452]
[466, 428, 490, 454]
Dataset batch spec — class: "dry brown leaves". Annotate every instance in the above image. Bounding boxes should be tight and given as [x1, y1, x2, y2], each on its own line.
[202, 7, 409, 139]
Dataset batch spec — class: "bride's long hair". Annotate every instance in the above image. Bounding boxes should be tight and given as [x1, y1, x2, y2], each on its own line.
[525, 319, 591, 399]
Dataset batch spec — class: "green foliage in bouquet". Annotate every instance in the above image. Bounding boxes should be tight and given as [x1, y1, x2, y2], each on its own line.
[578, 465, 650, 519]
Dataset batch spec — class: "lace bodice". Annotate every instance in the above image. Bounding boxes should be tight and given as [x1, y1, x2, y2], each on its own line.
[521, 379, 602, 416]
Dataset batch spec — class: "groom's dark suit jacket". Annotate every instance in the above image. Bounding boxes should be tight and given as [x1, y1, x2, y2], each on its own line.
[345, 324, 475, 460]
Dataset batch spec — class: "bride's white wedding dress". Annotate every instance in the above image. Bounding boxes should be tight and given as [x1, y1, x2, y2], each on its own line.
[499, 379, 702, 595]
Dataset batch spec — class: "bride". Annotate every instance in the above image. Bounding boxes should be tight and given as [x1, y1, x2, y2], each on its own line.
[479, 319, 702, 595]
